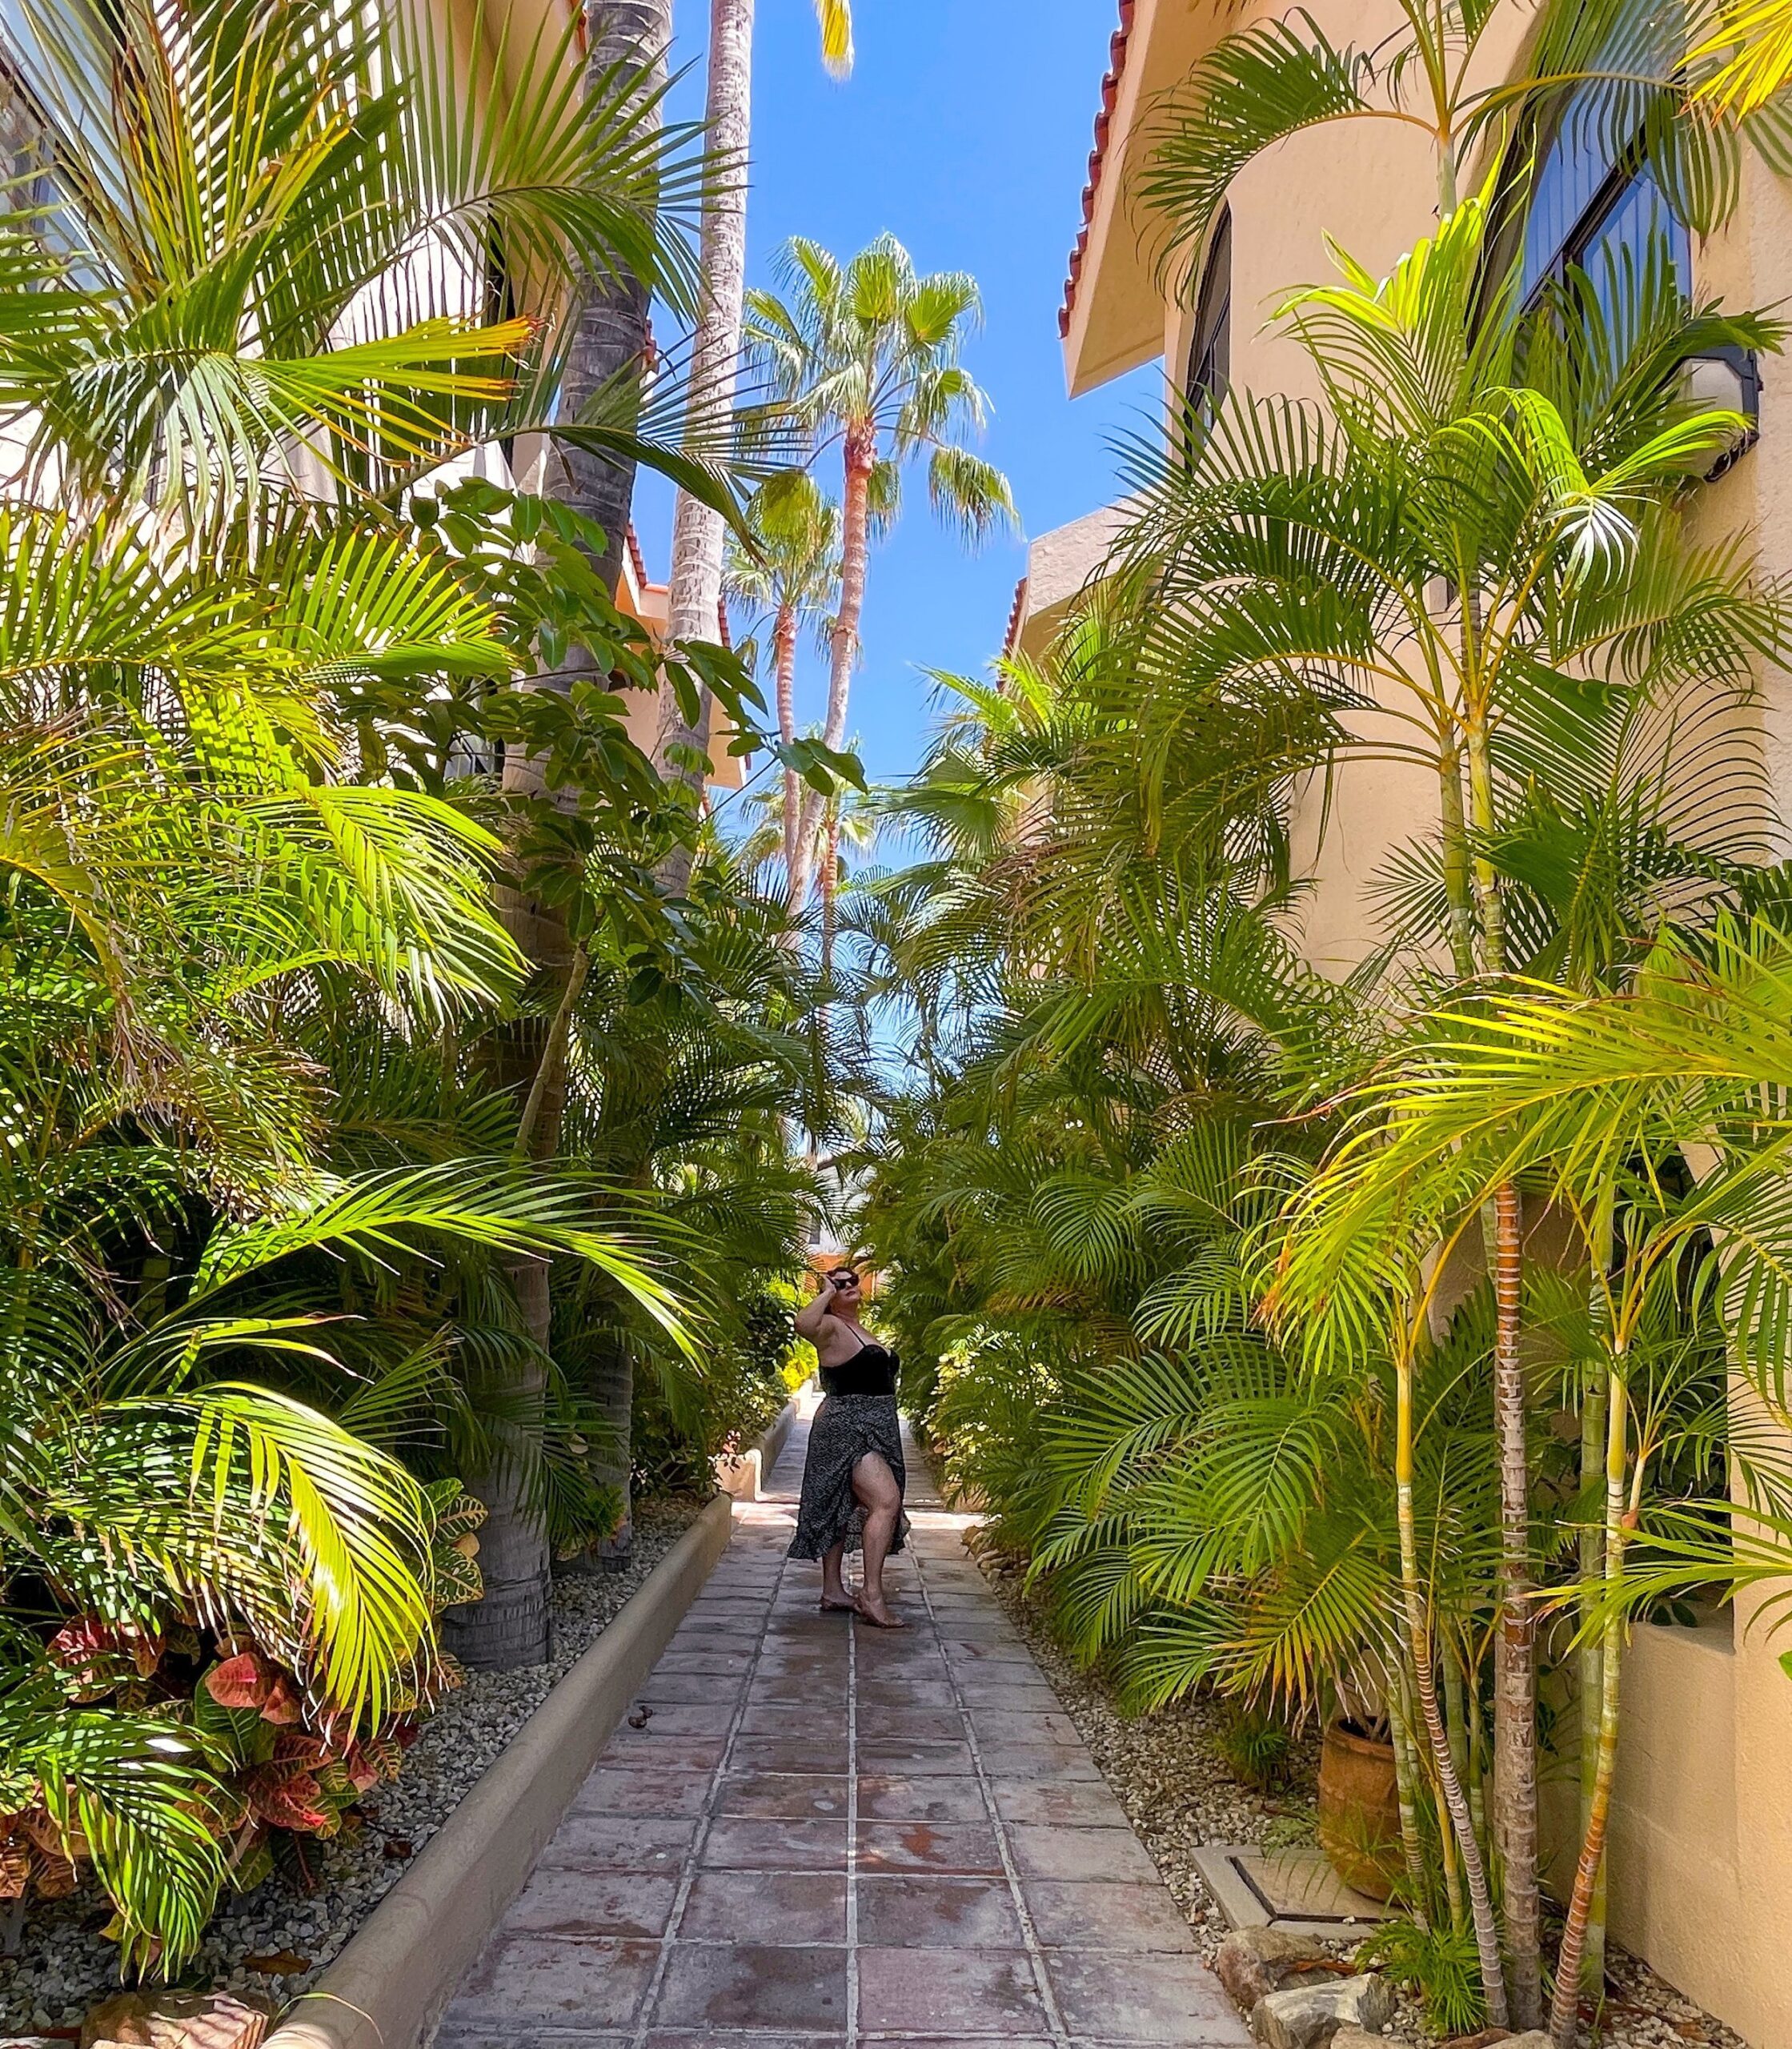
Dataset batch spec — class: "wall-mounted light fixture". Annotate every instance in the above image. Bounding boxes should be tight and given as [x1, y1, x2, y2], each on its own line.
[1686, 345, 1762, 479]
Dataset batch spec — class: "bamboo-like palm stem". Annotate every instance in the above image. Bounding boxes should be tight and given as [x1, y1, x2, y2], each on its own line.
[1468, 656, 1540, 2027]
[1549, 1367, 1629, 2049]
[1578, 1211, 1614, 1996]
[1465, 715, 1509, 976]
[1434, 1654, 1469, 1930]
[1388, 1664, 1433, 1928]
[1397, 1336, 1509, 2025]
[1437, 744, 1477, 979]
[1489, 1174, 1541, 2025]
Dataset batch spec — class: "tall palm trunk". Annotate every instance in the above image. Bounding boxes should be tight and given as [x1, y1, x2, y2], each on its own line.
[656, 0, 755, 891]
[1469, 701, 1543, 2027]
[1490, 1177, 1541, 2021]
[820, 800, 840, 982]
[451, 880, 565, 1667]
[547, 0, 671, 601]
[1434, 169, 1541, 2007]
[1551, 1363, 1629, 2049]
[774, 598, 800, 885]
[791, 421, 872, 909]
[450, 917, 584, 1668]
[566, 0, 669, 1574]
[456, 0, 670, 1657]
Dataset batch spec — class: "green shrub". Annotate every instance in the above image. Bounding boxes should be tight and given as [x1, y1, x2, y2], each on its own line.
[1215, 1706, 1295, 1793]
[633, 1279, 808, 1497]
[1357, 1916, 1486, 2037]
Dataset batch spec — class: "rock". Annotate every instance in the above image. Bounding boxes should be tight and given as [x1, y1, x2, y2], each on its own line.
[1336, 2030, 1409, 2049]
[1252, 1974, 1396, 2049]
[1217, 1927, 1337, 2008]
[82, 1993, 270, 2049]
[82, 1995, 153, 2048]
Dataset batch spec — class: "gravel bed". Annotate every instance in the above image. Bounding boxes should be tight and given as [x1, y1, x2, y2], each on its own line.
[0, 1499, 702, 2037]
[968, 1539, 1746, 2049]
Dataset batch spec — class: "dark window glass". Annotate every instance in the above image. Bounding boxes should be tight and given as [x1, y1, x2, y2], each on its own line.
[1186, 208, 1232, 420]
[1521, 86, 1690, 335]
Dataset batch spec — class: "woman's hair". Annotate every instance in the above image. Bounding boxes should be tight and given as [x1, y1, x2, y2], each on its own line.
[827, 1266, 860, 1284]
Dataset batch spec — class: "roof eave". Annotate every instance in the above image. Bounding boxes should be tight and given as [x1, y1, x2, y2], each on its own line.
[1060, 0, 1225, 399]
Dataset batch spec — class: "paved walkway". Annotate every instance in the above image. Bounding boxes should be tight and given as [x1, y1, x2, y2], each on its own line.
[436, 1408, 1250, 2048]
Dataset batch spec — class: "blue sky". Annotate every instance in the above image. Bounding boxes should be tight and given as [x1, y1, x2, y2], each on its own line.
[631, 0, 1163, 799]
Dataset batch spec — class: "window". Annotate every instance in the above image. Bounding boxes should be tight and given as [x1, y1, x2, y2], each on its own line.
[1185, 208, 1232, 421]
[1521, 96, 1690, 340]
[1514, 78, 1758, 474]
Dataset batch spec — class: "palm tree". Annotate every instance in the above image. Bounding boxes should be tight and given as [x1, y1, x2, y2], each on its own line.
[1140, 26, 1786, 1982]
[2, 0, 700, 535]
[851, 196, 1783, 2031]
[724, 473, 844, 883]
[0, 488, 692, 1956]
[1690, 0, 1792, 110]
[551, 837, 836, 1550]
[0, 0, 716, 1676]
[745, 233, 1016, 912]
[657, 0, 855, 829]
[1107, 193, 1777, 2019]
[1270, 910, 1792, 2047]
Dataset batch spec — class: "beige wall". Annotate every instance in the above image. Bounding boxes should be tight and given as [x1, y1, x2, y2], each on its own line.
[613, 541, 748, 792]
[1024, 3, 1792, 2041]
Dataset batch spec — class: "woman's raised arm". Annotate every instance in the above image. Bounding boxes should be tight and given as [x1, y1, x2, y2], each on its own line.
[793, 1277, 835, 1339]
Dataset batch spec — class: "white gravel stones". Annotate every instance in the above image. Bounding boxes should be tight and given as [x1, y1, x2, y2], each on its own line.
[969, 1542, 1746, 2049]
[0, 1506, 697, 2036]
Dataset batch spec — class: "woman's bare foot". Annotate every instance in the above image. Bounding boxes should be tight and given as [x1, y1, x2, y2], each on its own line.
[853, 1594, 907, 1629]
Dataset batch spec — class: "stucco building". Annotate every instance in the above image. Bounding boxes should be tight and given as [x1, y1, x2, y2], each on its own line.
[1011, 4, 1792, 2043]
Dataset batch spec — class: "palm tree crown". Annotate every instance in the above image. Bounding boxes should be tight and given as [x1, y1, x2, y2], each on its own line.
[747, 234, 1012, 540]
[744, 232, 1014, 910]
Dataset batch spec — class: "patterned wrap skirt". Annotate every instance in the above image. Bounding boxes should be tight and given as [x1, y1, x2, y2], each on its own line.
[787, 1393, 911, 1561]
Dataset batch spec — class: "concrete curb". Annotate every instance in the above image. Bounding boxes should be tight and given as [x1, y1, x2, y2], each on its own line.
[714, 1390, 800, 1502]
[263, 1492, 735, 2049]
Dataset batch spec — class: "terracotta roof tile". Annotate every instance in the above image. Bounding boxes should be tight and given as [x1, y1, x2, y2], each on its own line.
[1002, 574, 1028, 657]
[1060, 0, 1137, 341]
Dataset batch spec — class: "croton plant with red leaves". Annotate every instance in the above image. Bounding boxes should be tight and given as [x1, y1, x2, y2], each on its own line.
[5, 1486, 487, 1928]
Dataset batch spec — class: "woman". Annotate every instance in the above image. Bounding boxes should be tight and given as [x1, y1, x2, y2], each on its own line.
[788, 1265, 910, 1627]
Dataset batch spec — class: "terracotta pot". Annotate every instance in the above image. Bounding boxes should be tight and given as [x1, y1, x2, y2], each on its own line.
[1316, 1718, 1401, 1901]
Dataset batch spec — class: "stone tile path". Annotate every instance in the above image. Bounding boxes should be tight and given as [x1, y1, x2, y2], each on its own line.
[435, 1407, 1250, 2048]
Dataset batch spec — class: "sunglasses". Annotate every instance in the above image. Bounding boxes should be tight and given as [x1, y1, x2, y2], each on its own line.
[828, 1273, 860, 1290]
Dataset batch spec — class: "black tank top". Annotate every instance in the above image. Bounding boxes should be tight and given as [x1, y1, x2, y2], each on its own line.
[820, 1325, 899, 1397]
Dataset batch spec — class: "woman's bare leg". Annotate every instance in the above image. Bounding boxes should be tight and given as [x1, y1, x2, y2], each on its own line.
[820, 1541, 851, 1606]
[851, 1453, 905, 1626]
